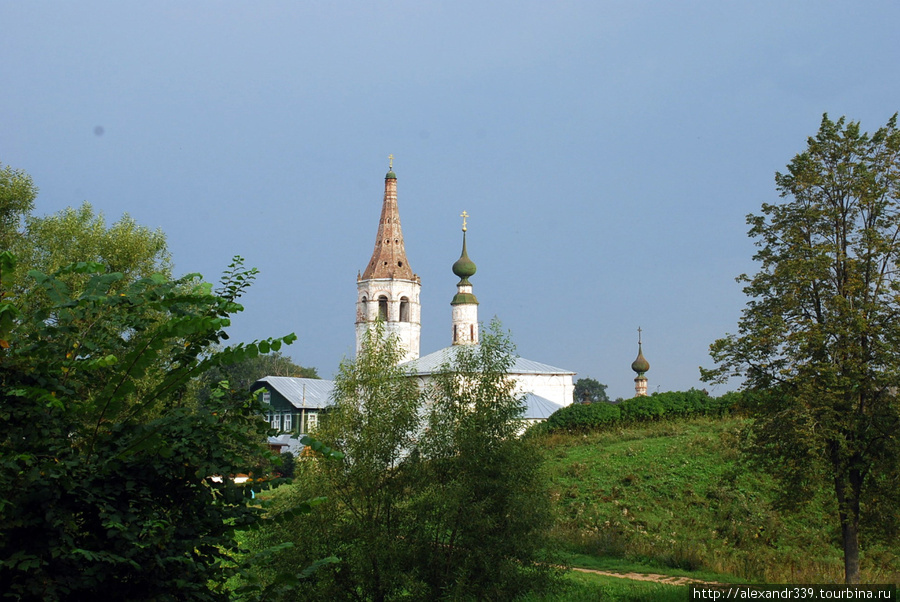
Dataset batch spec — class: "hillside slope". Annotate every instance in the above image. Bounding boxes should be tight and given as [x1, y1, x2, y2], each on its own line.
[542, 417, 899, 583]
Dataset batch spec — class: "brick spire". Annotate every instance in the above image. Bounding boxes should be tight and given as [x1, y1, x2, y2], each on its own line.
[361, 164, 416, 281]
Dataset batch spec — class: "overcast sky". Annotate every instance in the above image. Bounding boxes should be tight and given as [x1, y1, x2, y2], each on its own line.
[2, 1, 898, 399]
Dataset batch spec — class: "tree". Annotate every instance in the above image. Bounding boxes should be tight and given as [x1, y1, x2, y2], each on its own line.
[573, 377, 610, 403]
[0, 253, 296, 599]
[244, 322, 425, 600]
[195, 350, 319, 404]
[702, 114, 900, 584]
[11, 201, 172, 300]
[245, 321, 558, 600]
[410, 321, 558, 599]
[0, 160, 38, 249]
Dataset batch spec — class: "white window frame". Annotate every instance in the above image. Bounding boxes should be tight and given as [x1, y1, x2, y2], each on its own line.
[306, 411, 318, 432]
[271, 412, 281, 430]
[283, 412, 292, 432]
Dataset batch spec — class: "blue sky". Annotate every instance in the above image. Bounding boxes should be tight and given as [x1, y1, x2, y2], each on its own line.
[2, 1, 898, 399]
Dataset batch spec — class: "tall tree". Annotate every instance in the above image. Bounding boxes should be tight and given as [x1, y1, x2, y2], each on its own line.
[248, 322, 425, 600]
[11, 201, 171, 298]
[411, 320, 558, 599]
[702, 114, 900, 583]
[573, 377, 610, 403]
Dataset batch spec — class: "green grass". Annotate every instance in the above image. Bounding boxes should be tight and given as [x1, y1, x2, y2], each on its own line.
[542, 416, 900, 584]
[521, 570, 686, 602]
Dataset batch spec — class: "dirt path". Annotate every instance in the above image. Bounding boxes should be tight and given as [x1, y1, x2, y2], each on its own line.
[571, 566, 723, 586]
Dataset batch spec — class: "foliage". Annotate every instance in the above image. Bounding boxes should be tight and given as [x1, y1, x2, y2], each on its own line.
[10, 201, 172, 301]
[543, 389, 736, 434]
[0, 253, 296, 600]
[195, 350, 319, 404]
[409, 321, 559, 599]
[574, 378, 608, 404]
[244, 321, 559, 600]
[0, 160, 38, 249]
[573, 377, 609, 404]
[702, 113, 900, 583]
[544, 400, 622, 432]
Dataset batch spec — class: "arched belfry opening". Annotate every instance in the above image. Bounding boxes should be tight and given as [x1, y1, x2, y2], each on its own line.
[399, 297, 410, 322]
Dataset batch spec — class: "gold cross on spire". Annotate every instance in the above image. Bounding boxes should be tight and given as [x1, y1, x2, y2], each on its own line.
[388, 154, 394, 171]
[460, 210, 469, 232]
[637, 326, 643, 344]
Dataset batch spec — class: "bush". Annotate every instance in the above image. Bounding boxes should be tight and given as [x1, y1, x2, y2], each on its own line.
[544, 401, 622, 432]
[544, 389, 741, 434]
[0, 255, 294, 600]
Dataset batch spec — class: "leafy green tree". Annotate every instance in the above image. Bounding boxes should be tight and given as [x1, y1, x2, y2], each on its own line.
[0, 253, 296, 599]
[11, 201, 172, 299]
[243, 322, 424, 600]
[411, 321, 559, 599]
[573, 377, 609, 403]
[702, 114, 900, 584]
[246, 321, 558, 600]
[0, 161, 38, 249]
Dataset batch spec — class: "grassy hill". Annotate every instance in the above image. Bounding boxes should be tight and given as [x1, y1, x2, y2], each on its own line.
[540, 416, 900, 584]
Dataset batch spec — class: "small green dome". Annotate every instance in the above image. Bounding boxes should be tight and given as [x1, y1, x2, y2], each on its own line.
[385, 170, 397, 180]
[631, 344, 650, 375]
[452, 232, 476, 283]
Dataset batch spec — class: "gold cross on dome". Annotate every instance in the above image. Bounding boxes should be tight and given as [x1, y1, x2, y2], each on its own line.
[460, 210, 469, 232]
[388, 154, 394, 170]
[637, 326, 643, 344]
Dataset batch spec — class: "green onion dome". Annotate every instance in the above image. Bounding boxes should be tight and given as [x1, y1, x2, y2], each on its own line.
[631, 343, 650, 375]
[452, 232, 477, 284]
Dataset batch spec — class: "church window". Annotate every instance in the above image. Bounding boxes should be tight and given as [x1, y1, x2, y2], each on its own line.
[453, 325, 458, 343]
[471, 324, 475, 340]
[399, 297, 410, 322]
[378, 296, 388, 320]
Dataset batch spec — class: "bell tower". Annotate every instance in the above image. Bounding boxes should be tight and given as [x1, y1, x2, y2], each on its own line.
[355, 157, 421, 362]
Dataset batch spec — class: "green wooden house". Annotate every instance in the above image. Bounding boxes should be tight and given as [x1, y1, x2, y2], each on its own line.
[250, 376, 334, 454]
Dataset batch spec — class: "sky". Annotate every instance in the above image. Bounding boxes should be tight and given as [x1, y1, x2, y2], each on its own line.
[2, 1, 898, 400]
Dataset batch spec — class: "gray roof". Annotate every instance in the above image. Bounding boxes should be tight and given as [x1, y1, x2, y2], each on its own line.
[399, 345, 575, 377]
[268, 433, 305, 455]
[522, 393, 565, 420]
[252, 376, 335, 409]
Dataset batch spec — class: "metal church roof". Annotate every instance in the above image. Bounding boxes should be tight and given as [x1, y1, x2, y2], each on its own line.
[398, 345, 575, 377]
[522, 393, 565, 420]
[251, 376, 335, 409]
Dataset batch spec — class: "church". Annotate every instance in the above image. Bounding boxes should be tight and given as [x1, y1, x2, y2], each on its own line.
[254, 160, 576, 452]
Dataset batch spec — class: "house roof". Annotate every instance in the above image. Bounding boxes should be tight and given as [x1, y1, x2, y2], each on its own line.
[399, 345, 575, 377]
[268, 433, 306, 455]
[251, 376, 334, 409]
